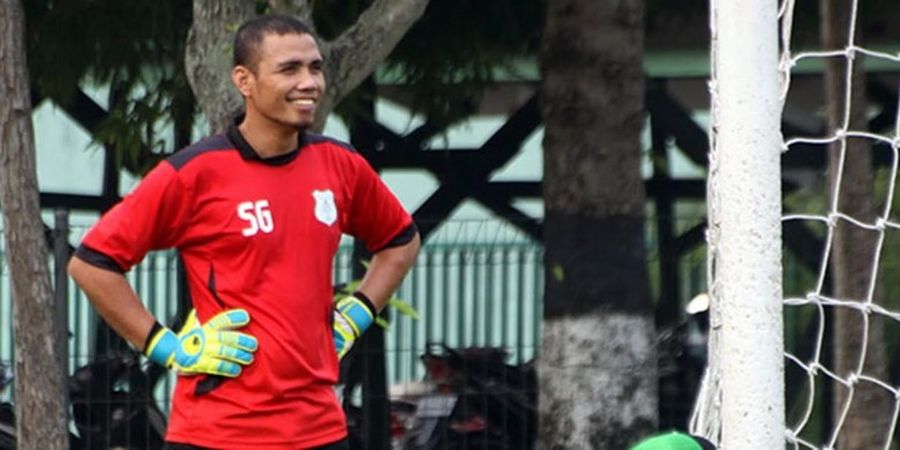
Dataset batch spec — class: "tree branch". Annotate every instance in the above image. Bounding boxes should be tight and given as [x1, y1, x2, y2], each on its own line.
[185, 1, 256, 134]
[314, 0, 429, 130]
[268, 0, 314, 25]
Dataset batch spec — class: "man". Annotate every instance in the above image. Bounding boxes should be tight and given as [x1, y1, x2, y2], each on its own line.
[68, 14, 420, 450]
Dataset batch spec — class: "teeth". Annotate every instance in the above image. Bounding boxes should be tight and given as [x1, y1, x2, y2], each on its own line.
[292, 99, 315, 106]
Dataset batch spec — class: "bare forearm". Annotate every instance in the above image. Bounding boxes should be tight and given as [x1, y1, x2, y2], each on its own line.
[357, 233, 421, 310]
[67, 256, 156, 350]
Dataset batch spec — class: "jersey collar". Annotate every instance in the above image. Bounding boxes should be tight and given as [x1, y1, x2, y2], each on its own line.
[227, 114, 306, 166]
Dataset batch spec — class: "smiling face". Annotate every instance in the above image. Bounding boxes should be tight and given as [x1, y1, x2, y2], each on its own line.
[232, 32, 325, 131]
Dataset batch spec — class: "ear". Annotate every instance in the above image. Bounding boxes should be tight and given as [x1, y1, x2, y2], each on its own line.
[232, 66, 254, 97]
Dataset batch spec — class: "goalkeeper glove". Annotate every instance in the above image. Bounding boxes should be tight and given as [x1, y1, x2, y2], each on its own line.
[143, 309, 259, 377]
[333, 293, 376, 360]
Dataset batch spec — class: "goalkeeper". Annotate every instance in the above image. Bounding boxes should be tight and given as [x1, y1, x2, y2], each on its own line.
[67, 13, 420, 450]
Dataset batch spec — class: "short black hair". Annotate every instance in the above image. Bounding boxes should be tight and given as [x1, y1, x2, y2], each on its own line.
[233, 14, 317, 70]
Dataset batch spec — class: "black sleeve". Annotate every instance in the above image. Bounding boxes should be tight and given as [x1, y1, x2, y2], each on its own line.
[370, 222, 419, 253]
[74, 244, 126, 273]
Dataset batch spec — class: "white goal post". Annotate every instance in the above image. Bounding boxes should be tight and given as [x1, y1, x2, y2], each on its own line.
[696, 0, 900, 447]
[697, 0, 785, 449]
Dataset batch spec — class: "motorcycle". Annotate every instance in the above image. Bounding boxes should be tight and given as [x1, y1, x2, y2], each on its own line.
[70, 351, 168, 449]
[390, 343, 537, 450]
[0, 362, 14, 450]
[0, 352, 167, 450]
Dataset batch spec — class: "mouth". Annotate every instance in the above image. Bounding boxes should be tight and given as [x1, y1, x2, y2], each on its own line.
[289, 98, 317, 108]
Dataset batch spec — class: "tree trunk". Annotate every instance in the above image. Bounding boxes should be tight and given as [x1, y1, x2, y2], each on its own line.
[185, 0, 429, 134]
[538, 0, 656, 448]
[0, 1, 69, 449]
[821, 1, 892, 449]
[185, 0, 257, 134]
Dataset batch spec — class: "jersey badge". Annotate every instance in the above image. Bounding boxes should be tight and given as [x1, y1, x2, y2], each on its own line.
[313, 189, 337, 226]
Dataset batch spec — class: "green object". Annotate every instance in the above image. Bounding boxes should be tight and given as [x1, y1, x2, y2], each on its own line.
[333, 261, 421, 331]
[551, 264, 565, 282]
[630, 432, 708, 450]
[144, 309, 259, 377]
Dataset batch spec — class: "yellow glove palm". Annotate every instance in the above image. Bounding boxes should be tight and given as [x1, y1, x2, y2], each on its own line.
[144, 309, 258, 377]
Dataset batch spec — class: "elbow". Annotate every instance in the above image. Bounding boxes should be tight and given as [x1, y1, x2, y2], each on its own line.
[404, 232, 422, 267]
[380, 232, 420, 270]
[67, 255, 97, 287]
[67, 256, 84, 283]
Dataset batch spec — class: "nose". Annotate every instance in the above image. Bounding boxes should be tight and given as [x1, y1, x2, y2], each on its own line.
[295, 69, 320, 91]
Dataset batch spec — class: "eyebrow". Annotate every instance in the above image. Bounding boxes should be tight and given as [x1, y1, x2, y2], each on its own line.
[275, 57, 323, 70]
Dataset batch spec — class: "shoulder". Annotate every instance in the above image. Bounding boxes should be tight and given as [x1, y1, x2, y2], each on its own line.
[302, 133, 374, 174]
[165, 134, 236, 171]
[303, 133, 358, 155]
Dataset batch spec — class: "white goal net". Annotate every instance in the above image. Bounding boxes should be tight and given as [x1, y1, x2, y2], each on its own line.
[694, 0, 900, 448]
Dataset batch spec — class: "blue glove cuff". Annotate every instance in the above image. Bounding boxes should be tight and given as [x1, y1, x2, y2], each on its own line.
[351, 291, 377, 316]
[338, 294, 376, 336]
[144, 324, 178, 367]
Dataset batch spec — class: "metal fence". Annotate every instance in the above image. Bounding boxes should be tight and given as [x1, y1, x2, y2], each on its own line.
[0, 222, 544, 412]
[1, 214, 732, 448]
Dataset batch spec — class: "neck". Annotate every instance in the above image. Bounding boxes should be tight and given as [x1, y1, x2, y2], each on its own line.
[238, 113, 299, 158]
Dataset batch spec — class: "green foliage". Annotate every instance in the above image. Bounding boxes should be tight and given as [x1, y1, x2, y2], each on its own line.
[380, 0, 542, 126]
[333, 264, 419, 330]
[645, 0, 705, 25]
[24, 1, 544, 174]
[25, 1, 187, 100]
[550, 264, 564, 282]
[24, 0, 194, 175]
[313, 0, 543, 128]
[311, 0, 370, 40]
[23, 0, 899, 177]
[388, 297, 420, 321]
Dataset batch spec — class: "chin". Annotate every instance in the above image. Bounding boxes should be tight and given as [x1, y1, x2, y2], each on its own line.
[294, 120, 314, 131]
[275, 116, 313, 131]
[291, 114, 316, 130]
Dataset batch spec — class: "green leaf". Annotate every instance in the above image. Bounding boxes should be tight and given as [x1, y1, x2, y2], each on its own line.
[388, 298, 420, 320]
[552, 264, 565, 282]
[334, 280, 362, 301]
[332, 278, 420, 329]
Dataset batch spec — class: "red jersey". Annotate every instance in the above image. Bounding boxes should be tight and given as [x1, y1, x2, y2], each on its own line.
[77, 121, 415, 449]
